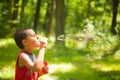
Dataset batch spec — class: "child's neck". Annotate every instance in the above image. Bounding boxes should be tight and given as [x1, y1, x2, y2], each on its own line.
[22, 48, 32, 54]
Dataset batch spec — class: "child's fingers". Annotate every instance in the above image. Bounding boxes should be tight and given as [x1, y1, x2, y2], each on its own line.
[42, 66, 49, 73]
[39, 38, 48, 48]
[41, 38, 48, 43]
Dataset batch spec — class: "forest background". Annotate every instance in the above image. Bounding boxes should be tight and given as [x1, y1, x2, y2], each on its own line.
[0, 0, 120, 80]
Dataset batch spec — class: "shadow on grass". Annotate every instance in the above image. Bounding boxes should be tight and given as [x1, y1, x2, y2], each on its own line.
[0, 43, 19, 66]
[0, 39, 120, 80]
[44, 45, 120, 80]
[98, 70, 120, 80]
[0, 39, 19, 79]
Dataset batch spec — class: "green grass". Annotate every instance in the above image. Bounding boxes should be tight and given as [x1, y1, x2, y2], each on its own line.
[0, 38, 120, 80]
[0, 38, 19, 80]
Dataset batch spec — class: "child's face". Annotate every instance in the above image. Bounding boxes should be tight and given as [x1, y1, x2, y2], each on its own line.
[23, 29, 40, 49]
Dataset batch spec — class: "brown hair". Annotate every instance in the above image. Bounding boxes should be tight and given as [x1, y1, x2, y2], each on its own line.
[14, 28, 32, 49]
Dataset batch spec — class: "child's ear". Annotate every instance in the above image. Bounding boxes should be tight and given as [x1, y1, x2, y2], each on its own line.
[22, 39, 28, 46]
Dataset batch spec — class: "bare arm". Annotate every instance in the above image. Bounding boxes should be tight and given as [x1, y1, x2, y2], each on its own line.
[33, 47, 46, 71]
[19, 38, 47, 72]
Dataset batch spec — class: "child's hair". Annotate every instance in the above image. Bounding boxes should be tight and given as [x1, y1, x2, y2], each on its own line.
[14, 28, 32, 49]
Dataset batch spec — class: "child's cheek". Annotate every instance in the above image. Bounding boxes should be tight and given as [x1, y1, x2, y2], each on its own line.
[32, 39, 40, 46]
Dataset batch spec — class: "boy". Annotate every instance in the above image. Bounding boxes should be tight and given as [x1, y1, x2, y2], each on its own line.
[14, 28, 48, 80]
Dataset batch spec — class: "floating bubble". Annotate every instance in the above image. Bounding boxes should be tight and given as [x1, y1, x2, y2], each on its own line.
[57, 35, 65, 41]
[57, 34, 72, 41]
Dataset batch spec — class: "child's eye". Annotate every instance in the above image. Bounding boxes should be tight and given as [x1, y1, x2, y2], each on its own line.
[32, 34, 36, 38]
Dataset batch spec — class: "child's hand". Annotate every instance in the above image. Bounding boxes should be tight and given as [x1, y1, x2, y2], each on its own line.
[38, 62, 49, 76]
[42, 62, 49, 73]
[38, 66, 48, 76]
[40, 38, 48, 48]
[42, 65, 49, 74]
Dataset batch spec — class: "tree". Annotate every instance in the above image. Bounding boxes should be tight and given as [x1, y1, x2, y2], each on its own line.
[20, 0, 27, 18]
[1, 0, 12, 22]
[86, 0, 92, 19]
[0, 0, 12, 37]
[11, 0, 19, 29]
[46, 0, 55, 37]
[42, 0, 55, 37]
[55, 0, 66, 44]
[33, 0, 42, 32]
[111, 0, 119, 35]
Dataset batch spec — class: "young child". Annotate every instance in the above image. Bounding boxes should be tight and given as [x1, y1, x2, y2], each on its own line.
[14, 28, 48, 80]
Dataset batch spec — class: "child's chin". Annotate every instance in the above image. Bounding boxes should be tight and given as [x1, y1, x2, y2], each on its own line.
[37, 45, 40, 47]
[35, 46, 39, 49]
[37, 43, 40, 46]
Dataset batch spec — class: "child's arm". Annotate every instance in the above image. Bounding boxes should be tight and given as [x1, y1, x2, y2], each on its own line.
[19, 38, 48, 72]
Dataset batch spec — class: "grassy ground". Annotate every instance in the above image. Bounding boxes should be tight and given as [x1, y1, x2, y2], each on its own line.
[0, 38, 120, 80]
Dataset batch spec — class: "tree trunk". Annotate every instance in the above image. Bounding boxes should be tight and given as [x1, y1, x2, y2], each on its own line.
[1, 0, 12, 23]
[46, 0, 55, 37]
[0, 0, 12, 37]
[86, 0, 92, 19]
[20, 0, 27, 18]
[55, 0, 66, 44]
[111, 0, 119, 35]
[33, 0, 42, 32]
[11, 0, 19, 28]
[12, 0, 19, 21]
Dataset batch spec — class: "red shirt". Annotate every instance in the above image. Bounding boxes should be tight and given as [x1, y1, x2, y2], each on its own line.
[15, 51, 39, 80]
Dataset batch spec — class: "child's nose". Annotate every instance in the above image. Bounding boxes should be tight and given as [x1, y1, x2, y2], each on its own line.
[36, 36, 39, 39]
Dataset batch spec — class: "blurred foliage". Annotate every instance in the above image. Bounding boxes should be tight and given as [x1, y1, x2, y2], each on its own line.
[0, 0, 120, 38]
